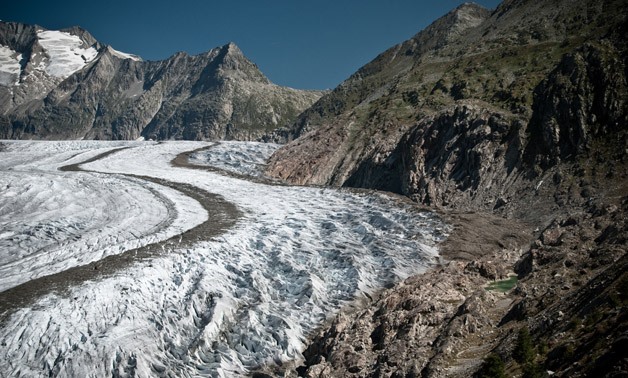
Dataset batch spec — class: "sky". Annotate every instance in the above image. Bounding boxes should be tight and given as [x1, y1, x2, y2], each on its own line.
[3, 0, 502, 90]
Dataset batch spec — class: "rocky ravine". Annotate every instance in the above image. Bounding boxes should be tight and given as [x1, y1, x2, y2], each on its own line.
[263, 0, 628, 376]
[0, 22, 323, 140]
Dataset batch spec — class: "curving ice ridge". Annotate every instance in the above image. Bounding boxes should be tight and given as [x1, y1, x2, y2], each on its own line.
[0, 140, 448, 377]
[0, 141, 207, 292]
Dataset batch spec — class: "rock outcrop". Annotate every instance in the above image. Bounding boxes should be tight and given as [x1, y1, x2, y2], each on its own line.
[0, 22, 323, 140]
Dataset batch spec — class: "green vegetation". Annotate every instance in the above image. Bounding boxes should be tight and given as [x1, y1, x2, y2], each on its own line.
[478, 353, 507, 378]
[537, 340, 549, 355]
[511, 326, 548, 377]
[522, 362, 545, 378]
[513, 326, 535, 364]
[567, 316, 582, 331]
[584, 309, 604, 327]
[486, 276, 518, 292]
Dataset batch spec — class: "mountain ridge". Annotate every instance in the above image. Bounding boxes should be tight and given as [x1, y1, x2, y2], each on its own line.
[0, 22, 323, 140]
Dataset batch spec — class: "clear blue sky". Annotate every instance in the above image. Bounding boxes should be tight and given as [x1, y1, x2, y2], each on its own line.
[3, 0, 501, 90]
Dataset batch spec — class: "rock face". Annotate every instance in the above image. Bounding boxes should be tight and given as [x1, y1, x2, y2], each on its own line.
[260, 0, 628, 377]
[0, 22, 323, 140]
[266, 0, 627, 214]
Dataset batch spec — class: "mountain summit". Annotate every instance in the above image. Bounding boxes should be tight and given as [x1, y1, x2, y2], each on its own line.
[0, 22, 323, 140]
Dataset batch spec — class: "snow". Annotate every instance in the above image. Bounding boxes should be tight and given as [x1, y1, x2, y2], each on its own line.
[0, 141, 449, 377]
[110, 47, 142, 61]
[0, 141, 207, 292]
[1, 29, 141, 88]
[0, 45, 21, 86]
[36, 30, 98, 79]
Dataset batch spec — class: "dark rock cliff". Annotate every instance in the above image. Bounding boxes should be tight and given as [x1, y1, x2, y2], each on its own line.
[266, 0, 627, 216]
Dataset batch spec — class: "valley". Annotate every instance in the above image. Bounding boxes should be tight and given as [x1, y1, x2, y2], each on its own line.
[1, 0, 626, 376]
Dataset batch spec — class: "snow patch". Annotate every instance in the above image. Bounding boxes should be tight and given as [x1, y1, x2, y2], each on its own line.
[36, 30, 98, 78]
[110, 47, 142, 61]
[0, 45, 21, 86]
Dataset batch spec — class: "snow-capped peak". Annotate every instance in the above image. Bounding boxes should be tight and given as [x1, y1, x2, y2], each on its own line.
[36, 30, 98, 79]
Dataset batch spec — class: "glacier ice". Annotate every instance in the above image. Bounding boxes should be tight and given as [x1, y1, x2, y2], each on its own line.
[0, 140, 448, 377]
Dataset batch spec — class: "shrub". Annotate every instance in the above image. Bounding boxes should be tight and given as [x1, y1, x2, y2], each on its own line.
[478, 353, 507, 378]
[514, 326, 535, 364]
[522, 362, 546, 378]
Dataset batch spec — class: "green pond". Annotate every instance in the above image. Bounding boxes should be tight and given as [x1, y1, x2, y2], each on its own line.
[486, 275, 518, 292]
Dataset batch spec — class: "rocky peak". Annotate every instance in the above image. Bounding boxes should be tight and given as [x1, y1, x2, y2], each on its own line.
[0, 21, 38, 53]
[442, 2, 491, 38]
[222, 41, 242, 56]
[265, 3, 493, 143]
[0, 21, 323, 141]
[213, 42, 270, 84]
[59, 25, 99, 48]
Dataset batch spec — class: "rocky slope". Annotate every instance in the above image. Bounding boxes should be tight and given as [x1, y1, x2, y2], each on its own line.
[266, 0, 626, 204]
[0, 22, 323, 140]
[262, 0, 628, 376]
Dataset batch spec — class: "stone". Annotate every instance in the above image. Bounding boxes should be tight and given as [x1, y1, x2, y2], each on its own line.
[542, 227, 563, 246]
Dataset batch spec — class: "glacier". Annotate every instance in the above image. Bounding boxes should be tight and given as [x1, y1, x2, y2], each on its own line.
[0, 140, 448, 377]
[0, 45, 21, 86]
[36, 30, 98, 79]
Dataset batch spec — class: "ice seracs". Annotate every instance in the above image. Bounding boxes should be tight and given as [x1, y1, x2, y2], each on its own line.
[188, 141, 282, 177]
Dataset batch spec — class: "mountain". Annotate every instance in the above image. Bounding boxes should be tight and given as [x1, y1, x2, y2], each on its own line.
[266, 0, 627, 211]
[261, 0, 628, 376]
[0, 22, 323, 140]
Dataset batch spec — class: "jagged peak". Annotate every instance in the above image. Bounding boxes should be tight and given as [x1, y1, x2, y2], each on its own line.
[103, 45, 142, 61]
[454, 2, 490, 13]
[210, 42, 270, 83]
[222, 41, 242, 54]
[59, 25, 98, 47]
[0, 21, 38, 51]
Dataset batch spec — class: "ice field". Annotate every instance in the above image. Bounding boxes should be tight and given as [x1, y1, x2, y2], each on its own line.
[0, 141, 448, 377]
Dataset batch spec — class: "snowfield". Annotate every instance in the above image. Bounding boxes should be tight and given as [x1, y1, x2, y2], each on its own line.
[36, 30, 98, 79]
[0, 45, 21, 86]
[0, 141, 448, 377]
